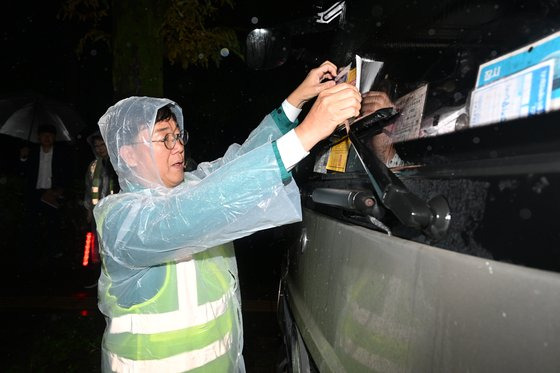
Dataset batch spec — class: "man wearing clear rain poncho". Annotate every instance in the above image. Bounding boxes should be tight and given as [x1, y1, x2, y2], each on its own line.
[94, 61, 361, 372]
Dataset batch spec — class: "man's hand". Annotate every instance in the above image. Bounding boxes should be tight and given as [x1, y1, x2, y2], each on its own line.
[361, 91, 394, 116]
[295, 83, 362, 151]
[362, 91, 397, 163]
[287, 60, 337, 109]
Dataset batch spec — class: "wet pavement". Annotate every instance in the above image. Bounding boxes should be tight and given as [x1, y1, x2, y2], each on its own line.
[1, 229, 287, 372]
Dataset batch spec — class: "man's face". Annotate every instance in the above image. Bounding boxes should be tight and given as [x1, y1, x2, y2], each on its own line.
[38, 131, 55, 149]
[151, 119, 185, 188]
[93, 138, 108, 159]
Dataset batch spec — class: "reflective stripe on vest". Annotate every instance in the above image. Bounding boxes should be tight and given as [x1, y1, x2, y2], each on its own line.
[90, 160, 100, 206]
[90, 159, 115, 206]
[108, 332, 232, 373]
[104, 249, 236, 370]
[108, 260, 230, 334]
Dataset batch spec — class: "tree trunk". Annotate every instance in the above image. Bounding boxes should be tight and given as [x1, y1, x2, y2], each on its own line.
[112, 0, 164, 100]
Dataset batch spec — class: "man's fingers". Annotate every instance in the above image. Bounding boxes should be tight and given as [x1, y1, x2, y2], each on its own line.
[362, 91, 394, 115]
[322, 82, 360, 95]
[309, 61, 337, 83]
[318, 60, 337, 76]
[316, 80, 336, 93]
[332, 94, 362, 110]
[325, 97, 361, 124]
[322, 86, 362, 108]
[362, 91, 393, 106]
[320, 60, 336, 68]
[363, 97, 393, 107]
[363, 91, 389, 99]
[337, 103, 362, 120]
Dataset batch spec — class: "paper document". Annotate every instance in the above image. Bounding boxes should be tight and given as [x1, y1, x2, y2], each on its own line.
[325, 138, 351, 172]
[335, 55, 384, 93]
[470, 60, 554, 127]
[385, 84, 428, 143]
[335, 63, 356, 86]
[475, 30, 560, 110]
[356, 55, 384, 93]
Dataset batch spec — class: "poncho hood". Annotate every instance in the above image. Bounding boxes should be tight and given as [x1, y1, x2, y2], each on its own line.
[97, 96, 184, 192]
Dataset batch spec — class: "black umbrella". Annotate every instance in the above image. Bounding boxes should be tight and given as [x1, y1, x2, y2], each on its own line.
[0, 94, 86, 143]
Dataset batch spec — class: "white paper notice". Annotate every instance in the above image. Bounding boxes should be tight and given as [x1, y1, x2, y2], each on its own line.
[470, 60, 554, 127]
[386, 84, 428, 143]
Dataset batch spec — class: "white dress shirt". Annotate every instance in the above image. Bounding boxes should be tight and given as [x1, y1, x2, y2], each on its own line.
[276, 100, 309, 171]
[36, 148, 53, 189]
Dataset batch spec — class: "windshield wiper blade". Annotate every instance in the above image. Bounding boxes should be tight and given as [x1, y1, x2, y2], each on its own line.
[344, 109, 451, 240]
[327, 107, 399, 148]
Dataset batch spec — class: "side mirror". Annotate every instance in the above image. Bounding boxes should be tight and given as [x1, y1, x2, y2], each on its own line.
[245, 28, 292, 70]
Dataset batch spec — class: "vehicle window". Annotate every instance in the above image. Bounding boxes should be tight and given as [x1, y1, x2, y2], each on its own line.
[289, 0, 560, 273]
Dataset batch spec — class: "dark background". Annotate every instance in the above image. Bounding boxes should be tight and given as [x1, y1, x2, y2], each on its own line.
[0, 1, 318, 371]
[0, 0, 319, 163]
[2, 0, 560, 370]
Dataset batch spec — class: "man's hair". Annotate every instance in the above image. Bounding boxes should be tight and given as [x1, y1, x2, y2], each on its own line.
[38, 124, 57, 135]
[155, 105, 177, 123]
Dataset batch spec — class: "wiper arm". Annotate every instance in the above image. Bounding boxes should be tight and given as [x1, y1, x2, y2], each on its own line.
[328, 107, 399, 147]
[338, 108, 451, 240]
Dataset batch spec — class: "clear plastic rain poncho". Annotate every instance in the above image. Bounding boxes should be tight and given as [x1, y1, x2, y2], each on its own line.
[94, 96, 302, 372]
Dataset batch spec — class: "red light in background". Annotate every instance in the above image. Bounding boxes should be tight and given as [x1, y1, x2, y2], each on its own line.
[83, 232, 93, 266]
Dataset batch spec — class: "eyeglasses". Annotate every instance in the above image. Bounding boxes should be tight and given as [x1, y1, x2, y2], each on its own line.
[151, 131, 189, 150]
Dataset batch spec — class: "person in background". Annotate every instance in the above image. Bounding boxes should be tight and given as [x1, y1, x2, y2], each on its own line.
[94, 61, 361, 372]
[19, 124, 71, 274]
[83, 131, 119, 287]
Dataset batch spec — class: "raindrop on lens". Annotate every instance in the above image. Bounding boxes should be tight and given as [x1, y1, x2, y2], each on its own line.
[472, 137, 480, 144]
[371, 5, 383, 17]
[220, 48, 229, 57]
[251, 17, 258, 24]
[519, 208, 532, 220]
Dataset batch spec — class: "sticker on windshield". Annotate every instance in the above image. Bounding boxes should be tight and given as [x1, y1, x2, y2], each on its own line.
[384, 84, 428, 143]
[470, 59, 554, 127]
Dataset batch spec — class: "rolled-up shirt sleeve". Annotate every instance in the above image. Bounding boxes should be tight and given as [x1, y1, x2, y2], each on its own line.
[275, 129, 309, 171]
[281, 99, 302, 123]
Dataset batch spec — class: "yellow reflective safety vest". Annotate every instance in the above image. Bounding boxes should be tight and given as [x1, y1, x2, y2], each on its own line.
[89, 159, 116, 206]
[94, 105, 302, 372]
[100, 242, 242, 372]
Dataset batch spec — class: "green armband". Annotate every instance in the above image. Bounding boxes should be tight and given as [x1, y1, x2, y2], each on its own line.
[270, 106, 299, 135]
[272, 141, 292, 185]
